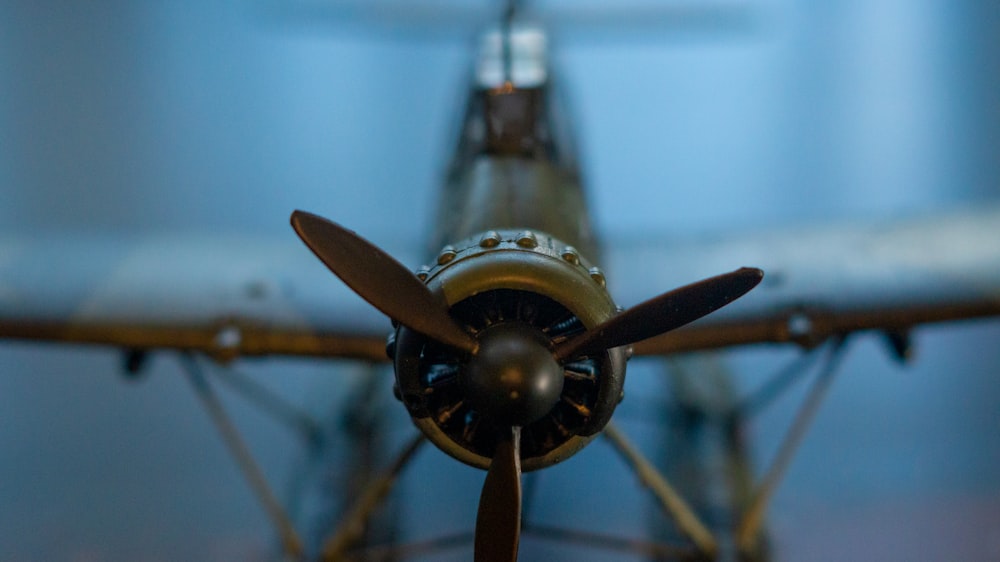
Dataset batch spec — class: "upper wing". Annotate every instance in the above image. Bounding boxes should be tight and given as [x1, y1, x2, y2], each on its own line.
[603, 205, 1000, 355]
[3, 206, 999, 361]
[0, 233, 403, 362]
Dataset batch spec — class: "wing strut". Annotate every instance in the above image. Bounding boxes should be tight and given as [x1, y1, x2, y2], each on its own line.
[736, 337, 849, 553]
[199, 360, 323, 446]
[180, 353, 305, 559]
[735, 344, 826, 418]
[320, 433, 427, 560]
[603, 422, 718, 558]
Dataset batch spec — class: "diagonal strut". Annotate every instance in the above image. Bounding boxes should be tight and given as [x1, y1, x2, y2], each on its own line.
[603, 421, 718, 558]
[180, 353, 305, 559]
[736, 337, 849, 553]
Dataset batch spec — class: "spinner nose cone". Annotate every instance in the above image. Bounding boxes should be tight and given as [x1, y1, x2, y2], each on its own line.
[463, 323, 564, 427]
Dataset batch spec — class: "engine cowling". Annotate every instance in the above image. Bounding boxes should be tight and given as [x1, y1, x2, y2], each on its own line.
[390, 228, 627, 471]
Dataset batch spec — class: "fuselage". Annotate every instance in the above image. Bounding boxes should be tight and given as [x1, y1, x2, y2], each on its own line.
[391, 21, 628, 471]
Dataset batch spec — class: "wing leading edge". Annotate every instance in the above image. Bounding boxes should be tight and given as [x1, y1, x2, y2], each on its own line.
[0, 234, 398, 362]
[2, 206, 999, 361]
[605, 205, 1000, 355]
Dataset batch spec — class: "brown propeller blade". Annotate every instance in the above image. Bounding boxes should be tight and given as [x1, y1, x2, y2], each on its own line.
[291, 210, 478, 354]
[555, 267, 763, 361]
[474, 426, 522, 562]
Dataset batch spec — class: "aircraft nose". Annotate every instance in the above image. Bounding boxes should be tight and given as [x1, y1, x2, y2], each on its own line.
[462, 323, 564, 428]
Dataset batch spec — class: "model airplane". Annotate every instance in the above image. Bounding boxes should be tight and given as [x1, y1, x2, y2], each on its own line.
[2, 2, 1000, 561]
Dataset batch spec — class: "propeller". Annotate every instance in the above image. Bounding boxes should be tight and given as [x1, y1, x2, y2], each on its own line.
[291, 211, 763, 561]
[290, 210, 478, 353]
[554, 267, 763, 361]
[475, 426, 522, 562]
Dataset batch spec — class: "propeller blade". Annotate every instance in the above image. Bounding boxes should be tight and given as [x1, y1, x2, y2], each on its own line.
[291, 210, 478, 353]
[475, 427, 522, 562]
[555, 267, 763, 361]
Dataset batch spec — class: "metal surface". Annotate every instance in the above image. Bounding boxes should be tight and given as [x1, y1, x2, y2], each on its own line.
[555, 267, 764, 360]
[474, 426, 522, 562]
[432, 22, 594, 258]
[393, 228, 625, 472]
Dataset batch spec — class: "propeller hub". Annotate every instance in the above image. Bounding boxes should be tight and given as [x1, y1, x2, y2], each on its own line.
[463, 323, 564, 427]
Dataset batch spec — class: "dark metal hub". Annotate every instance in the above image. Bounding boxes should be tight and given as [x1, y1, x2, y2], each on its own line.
[463, 323, 564, 427]
[398, 288, 614, 470]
